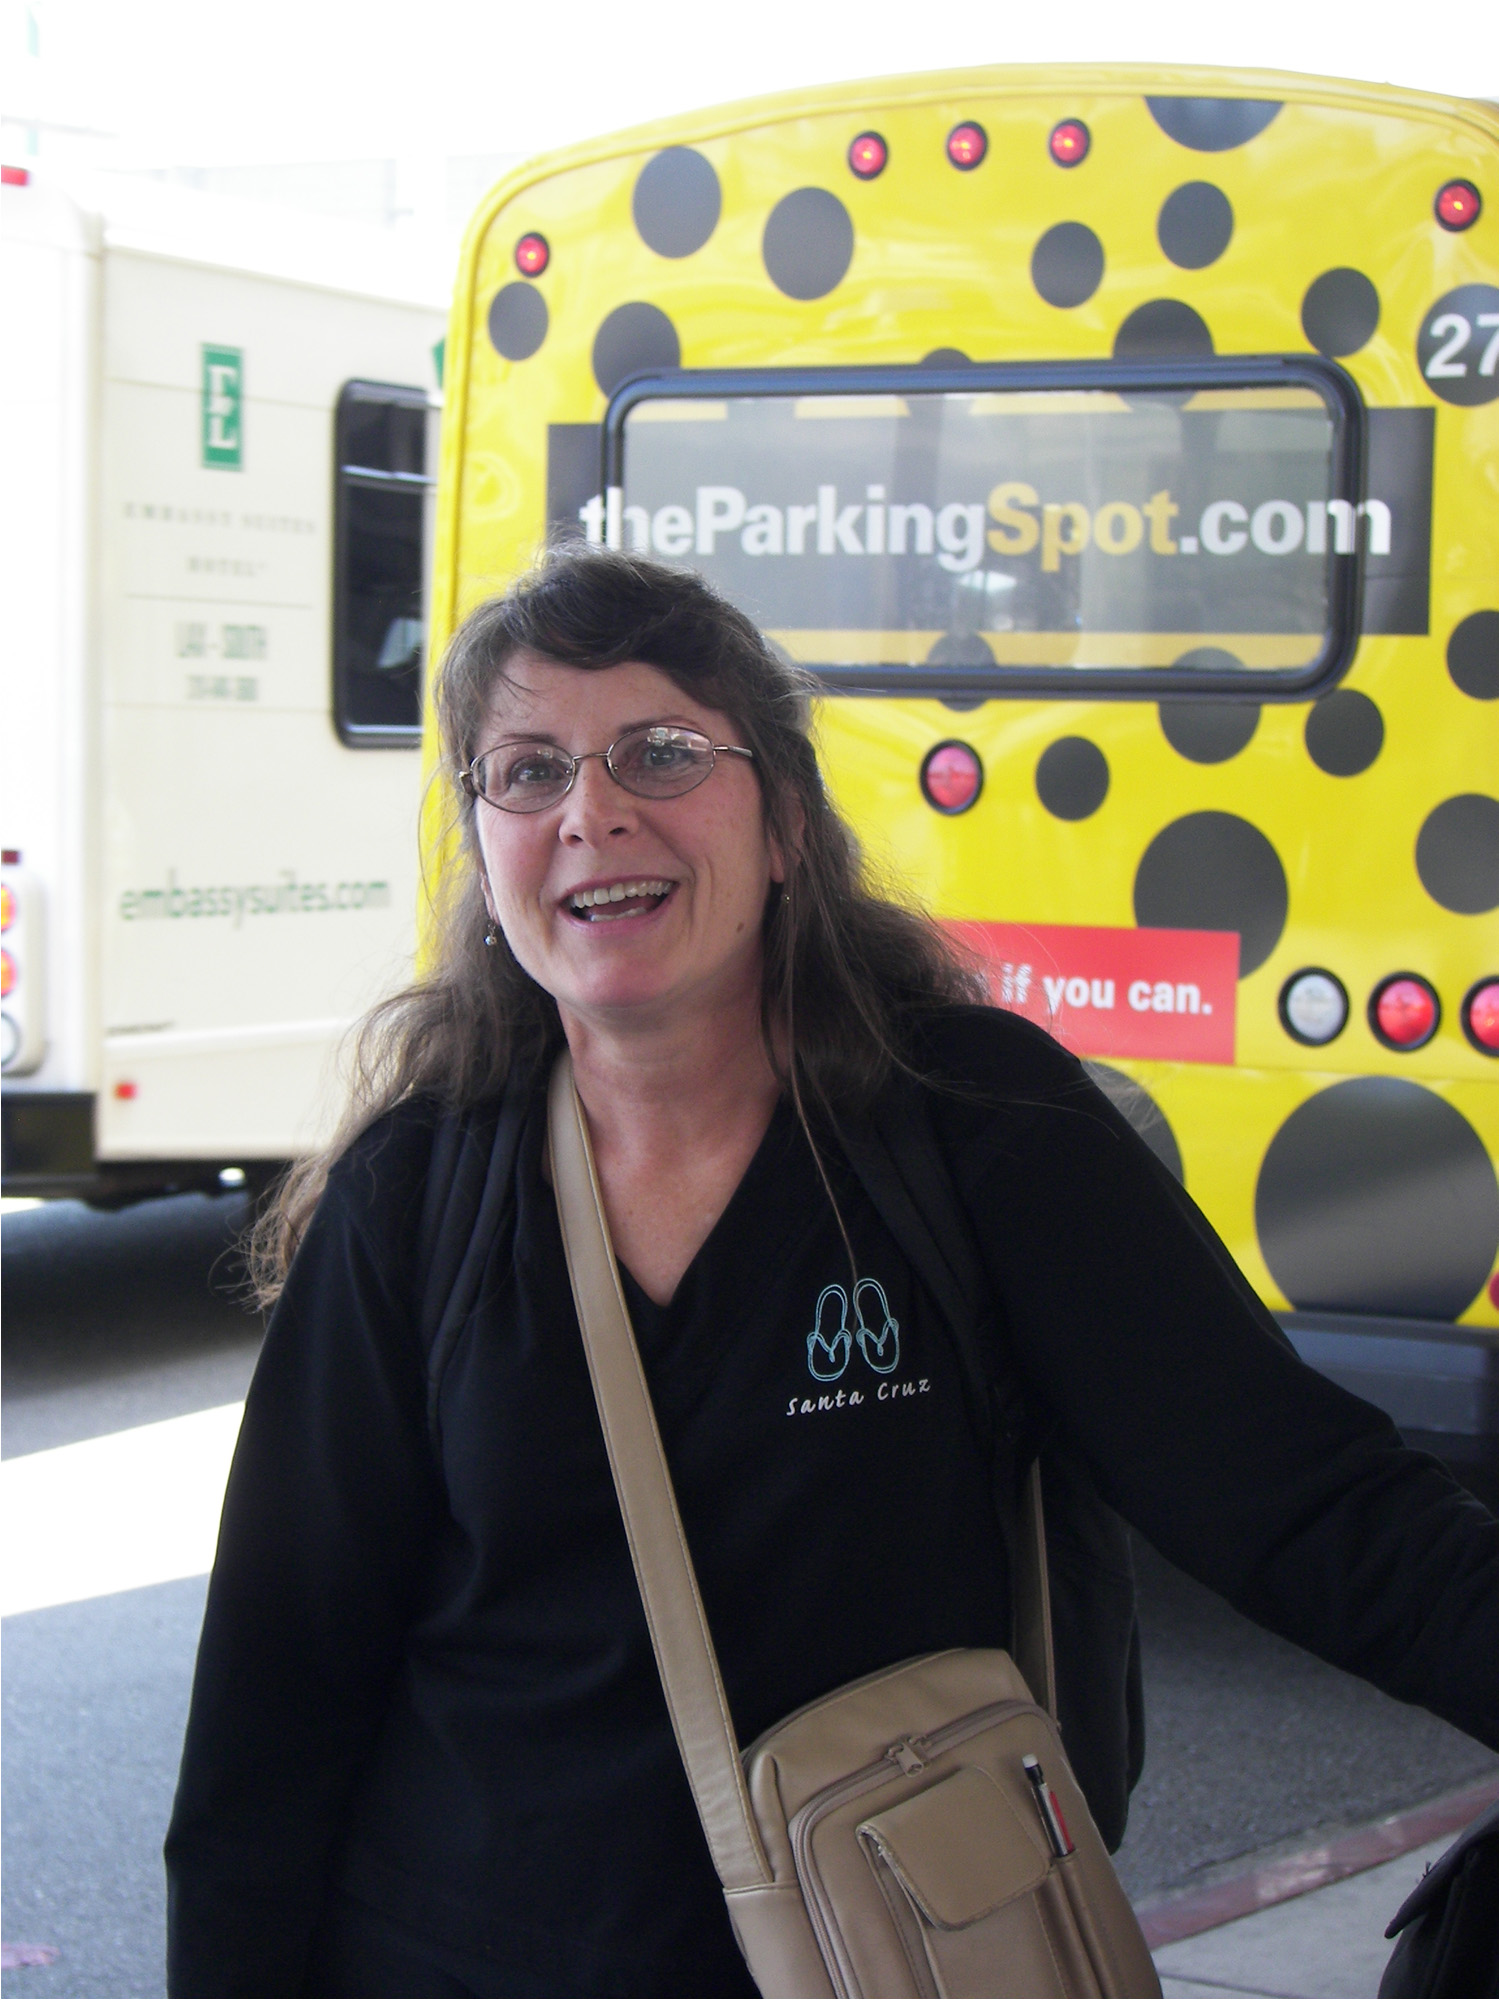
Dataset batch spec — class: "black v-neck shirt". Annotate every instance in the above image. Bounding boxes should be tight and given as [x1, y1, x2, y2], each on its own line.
[165, 1008, 1496, 1997]
[333, 1093, 1005, 1993]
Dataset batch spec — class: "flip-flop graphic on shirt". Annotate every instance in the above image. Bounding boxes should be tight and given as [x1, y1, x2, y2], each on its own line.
[853, 1277, 900, 1374]
[806, 1284, 853, 1380]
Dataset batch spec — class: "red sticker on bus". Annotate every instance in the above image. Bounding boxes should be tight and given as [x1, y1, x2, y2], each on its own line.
[948, 921, 1238, 1063]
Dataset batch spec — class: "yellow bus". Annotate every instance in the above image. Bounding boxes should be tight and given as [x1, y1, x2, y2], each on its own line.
[429, 66, 1497, 1465]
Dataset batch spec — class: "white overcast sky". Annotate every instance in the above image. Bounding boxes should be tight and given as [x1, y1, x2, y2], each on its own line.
[20, 0, 1500, 168]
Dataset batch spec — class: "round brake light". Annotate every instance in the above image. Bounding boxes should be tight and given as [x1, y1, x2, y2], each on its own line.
[1369, 974, 1439, 1051]
[0, 882, 13, 932]
[514, 233, 550, 276]
[920, 741, 984, 815]
[1279, 969, 1348, 1046]
[946, 123, 988, 171]
[1434, 180, 1481, 232]
[1462, 977, 1498, 1055]
[1049, 120, 1091, 167]
[0, 948, 14, 999]
[848, 132, 888, 180]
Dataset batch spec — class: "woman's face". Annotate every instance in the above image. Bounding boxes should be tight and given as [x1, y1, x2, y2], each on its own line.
[473, 654, 784, 1035]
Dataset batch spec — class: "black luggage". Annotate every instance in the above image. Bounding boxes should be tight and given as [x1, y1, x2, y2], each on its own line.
[1379, 1802, 1498, 1999]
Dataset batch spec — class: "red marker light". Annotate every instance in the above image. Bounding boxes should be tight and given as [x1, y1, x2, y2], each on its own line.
[946, 123, 988, 171]
[848, 132, 888, 180]
[0, 948, 13, 998]
[1490, 1272, 1499, 1309]
[1, 165, 30, 188]
[514, 233, 550, 276]
[1462, 977, 1498, 1055]
[113, 1080, 138, 1101]
[920, 741, 984, 814]
[1434, 180, 1481, 231]
[1370, 975, 1439, 1051]
[1049, 119, 1091, 167]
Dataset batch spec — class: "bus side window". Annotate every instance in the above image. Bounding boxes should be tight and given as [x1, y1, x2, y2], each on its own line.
[334, 380, 429, 747]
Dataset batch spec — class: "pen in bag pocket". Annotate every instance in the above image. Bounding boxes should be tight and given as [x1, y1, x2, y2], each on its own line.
[1023, 1754, 1076, 1858]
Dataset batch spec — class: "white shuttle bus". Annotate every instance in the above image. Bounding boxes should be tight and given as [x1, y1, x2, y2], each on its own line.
[1, 170, 446, 1200]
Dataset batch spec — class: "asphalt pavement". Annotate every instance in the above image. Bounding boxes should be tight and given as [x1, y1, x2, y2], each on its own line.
[4, 1192, 262, 2000]
[2, 1191, 1494, 1999]
[1111, 1542, 1491, 1907]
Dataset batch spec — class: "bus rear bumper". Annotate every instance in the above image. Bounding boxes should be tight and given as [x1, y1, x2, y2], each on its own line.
[2, 1091, 279, 1206]
[1279, 1311, 1498, 1470]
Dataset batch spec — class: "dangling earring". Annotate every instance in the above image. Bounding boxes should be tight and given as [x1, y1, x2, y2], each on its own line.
[483, 925, 498, 947]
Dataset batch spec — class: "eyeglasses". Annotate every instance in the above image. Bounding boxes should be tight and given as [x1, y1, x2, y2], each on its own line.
[462, 723, 755, 814]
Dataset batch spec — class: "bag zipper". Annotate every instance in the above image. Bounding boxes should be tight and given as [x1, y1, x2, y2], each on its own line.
[786, 1695, 1051, 1993]
[741, 1651, 967, 1766]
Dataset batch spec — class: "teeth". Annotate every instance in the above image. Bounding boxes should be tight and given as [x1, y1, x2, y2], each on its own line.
[568, 878, 672, 912]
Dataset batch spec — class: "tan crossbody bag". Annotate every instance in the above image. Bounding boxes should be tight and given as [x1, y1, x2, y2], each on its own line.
[548, 1052, 1161, 1999]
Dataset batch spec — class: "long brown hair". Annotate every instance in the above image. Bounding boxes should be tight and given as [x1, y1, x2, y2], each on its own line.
[248, 546, 982, 1304]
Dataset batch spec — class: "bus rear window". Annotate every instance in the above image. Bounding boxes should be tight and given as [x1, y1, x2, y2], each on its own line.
[603, 361, 1366, 698]
[334, 380, 429, 745]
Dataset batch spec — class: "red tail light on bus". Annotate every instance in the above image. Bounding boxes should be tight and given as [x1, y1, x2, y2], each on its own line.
[848, 133, 888, 180]
[1048, 120, 1091, 167]
[921, 741, 984, 815]
[514, 233, 550, 276]
[1369, 975, 1440, 1051]
[946, 124, 988, 171]
[1462, 978, 1498, 1054]
[1435, 180, 1481, 231]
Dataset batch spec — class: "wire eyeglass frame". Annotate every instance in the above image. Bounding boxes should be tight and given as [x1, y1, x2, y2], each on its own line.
[461, 722, 755, 814]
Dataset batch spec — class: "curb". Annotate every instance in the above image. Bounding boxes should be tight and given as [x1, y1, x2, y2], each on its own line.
[1134, 1778, 1498, 1949]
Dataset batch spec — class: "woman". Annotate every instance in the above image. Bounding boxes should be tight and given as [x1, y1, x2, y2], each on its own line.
[166, 547, 1495, 1999]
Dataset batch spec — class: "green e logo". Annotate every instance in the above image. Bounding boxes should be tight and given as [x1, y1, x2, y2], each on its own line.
[201, 345, 242, 468]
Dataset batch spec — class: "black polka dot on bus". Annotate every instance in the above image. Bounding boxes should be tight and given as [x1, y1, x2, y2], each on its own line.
[1171, 646, 1245, 671]
[632, 147, 722, 258]
[921, 348, 972, 367]
[924, 629, 993, 709]
[1300, 269, 1380, 357]
[1157, 183, 1234, 269]
[1158, 700, 1259, 763]
[925, 630, 995, 668]
[487, 283, 548, 362]
[1448, 610, 1498, 700]
[1133, 811, 1287, 976]
[1255, 1078, 1497, 1319]
[762, 188, 854, 300]
[1035, 737, 1109, 819]
[1113, 299, 1213, 359]
[1031, 223, 1104, 308]
[1145, 97, 1282, 151]
[1084, 1063, 1184, 1183]
[1304, 690, 1383, 776]
[1415, 794, 1499, 914]
[591, 302, 682, 398]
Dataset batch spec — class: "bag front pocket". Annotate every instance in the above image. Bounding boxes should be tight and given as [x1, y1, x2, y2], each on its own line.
[858, 1764, 1103, 1998]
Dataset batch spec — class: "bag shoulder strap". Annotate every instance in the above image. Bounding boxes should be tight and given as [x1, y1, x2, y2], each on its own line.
[546, 1052, 773, 1894]
[838, 1079, 1057, 1718]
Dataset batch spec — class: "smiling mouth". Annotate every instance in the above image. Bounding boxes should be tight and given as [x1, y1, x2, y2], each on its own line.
[565, 878, 675, 922]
